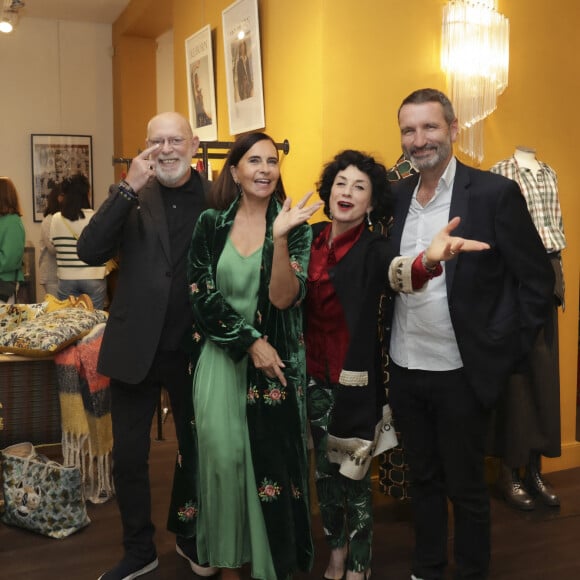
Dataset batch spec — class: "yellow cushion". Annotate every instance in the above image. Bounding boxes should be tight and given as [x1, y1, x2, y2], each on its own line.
[43, 293, 94, 313]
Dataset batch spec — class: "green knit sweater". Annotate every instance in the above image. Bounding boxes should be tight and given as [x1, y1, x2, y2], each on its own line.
[0, 213, 25, 282]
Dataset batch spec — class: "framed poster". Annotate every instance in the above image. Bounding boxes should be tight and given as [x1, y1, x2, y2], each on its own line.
[30, 134, 93, 222]
[185, 25, 218, 141]
[222, 0, 265, 134]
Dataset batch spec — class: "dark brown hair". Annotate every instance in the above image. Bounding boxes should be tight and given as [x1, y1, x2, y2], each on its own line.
[60, 173, 91, 221]
[0, 177, 23, 216]
[43, 183, 63, 217]
[398, 88, 457, 125]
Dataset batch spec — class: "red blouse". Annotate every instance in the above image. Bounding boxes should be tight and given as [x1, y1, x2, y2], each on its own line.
[306, 222, 440, 384]
[306, 223, 364, 383]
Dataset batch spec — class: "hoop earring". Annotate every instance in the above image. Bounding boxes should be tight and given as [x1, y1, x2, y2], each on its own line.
[235, 182, 243, 196]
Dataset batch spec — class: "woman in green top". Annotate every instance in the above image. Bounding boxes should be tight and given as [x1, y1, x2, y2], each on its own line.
[0, 177, 25, 304]
[169, 132, 322, 580]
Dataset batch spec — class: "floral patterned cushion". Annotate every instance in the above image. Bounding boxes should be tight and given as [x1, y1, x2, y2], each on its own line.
[0, 308, 108, 357]
[0, 303, 48, 333]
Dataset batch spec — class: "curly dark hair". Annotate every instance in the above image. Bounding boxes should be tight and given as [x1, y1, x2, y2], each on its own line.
[317, 149, 392, 227]
[210, 132, 287, 210]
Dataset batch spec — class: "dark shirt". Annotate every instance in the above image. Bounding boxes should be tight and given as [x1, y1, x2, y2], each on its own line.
[306, 222, 364, 383]
[158, 171, 206, 350]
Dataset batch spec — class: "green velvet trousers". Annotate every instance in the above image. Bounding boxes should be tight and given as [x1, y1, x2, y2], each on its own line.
[307, 381, 373, 573]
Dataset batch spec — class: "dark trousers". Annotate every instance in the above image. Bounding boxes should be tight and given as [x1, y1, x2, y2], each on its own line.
[389, 363, 491, 580]
[110, 349, 190, 562]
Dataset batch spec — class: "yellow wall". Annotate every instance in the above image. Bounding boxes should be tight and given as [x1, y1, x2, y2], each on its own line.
[112, 0, 579, 472]
[483, 1, 580, 472]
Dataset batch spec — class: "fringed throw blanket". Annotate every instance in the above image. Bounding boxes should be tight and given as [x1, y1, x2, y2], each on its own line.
[54, 323, 113, 503]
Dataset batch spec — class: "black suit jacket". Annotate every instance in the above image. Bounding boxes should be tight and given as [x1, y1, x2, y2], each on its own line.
[390, 159, 554, 407]
[77, 173, 209, 384]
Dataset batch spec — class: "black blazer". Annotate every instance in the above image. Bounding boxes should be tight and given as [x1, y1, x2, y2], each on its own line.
[77, 173, 209, 384]
[310, 223, 395, 441]
[390, 159, 554, 408]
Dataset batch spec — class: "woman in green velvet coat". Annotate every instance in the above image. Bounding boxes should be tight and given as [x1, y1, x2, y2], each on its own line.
[168, 132, 322, 580]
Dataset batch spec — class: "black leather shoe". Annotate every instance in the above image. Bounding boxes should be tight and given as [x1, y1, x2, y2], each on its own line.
[497, 464, 535, 511]
[524, 452, 561, 507]
[524, 469, 560, 507]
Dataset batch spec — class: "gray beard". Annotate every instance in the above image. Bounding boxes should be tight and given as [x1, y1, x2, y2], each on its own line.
[408, 142, 451, 171]
[156, 164, 190, 187]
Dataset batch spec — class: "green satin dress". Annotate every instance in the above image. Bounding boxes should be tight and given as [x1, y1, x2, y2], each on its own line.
[193, 237, 276, 578]
[167, 198, 314, 580]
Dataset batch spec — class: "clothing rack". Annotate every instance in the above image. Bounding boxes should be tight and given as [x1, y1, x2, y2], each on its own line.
[112, 138, 290, 179]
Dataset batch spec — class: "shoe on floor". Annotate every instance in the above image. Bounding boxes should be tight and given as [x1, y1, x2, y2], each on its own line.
[97, 556, 158, 580]
[176, 536, 219, 577]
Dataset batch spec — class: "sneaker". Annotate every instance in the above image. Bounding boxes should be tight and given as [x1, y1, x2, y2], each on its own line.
[97, 556, 158, 580]
[176, 536, 219, 577]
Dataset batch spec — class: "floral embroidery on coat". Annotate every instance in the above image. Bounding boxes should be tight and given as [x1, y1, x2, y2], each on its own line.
[177, 501, 198, 521]
[247, 385, 260, 404]
[291, 483, 302, 499]
[258, 478, 282, 502]
[263, 384, 286, 405]
[290, 258, 303, 273]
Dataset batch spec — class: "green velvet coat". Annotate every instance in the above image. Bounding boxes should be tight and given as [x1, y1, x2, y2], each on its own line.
[167, 195, 314, 579]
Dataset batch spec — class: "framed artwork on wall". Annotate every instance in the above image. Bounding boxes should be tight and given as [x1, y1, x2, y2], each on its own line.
[30, 134, 93, 223]
[185, 24, 218, 141]
[222, 0, 265, 135]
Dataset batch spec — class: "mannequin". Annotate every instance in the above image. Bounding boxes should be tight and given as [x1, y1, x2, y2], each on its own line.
[489, 148, 566, 510]
[513, 146, 541, 172]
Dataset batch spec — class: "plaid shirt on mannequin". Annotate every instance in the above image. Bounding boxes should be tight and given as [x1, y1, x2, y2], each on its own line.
[490, 157, 566, 253]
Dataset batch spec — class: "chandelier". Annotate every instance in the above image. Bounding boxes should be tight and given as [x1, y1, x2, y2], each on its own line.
[441, 0, 509, 163]
[0, 0, 25, 34]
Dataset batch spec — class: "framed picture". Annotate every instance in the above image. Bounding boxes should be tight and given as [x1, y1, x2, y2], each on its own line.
[222, 0, 265, 135]
[185, 25, 218, 141]
[30, 134, 93, 223]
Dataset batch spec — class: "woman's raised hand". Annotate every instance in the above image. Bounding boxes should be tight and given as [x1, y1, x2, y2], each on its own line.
[273, 191, 323, 240]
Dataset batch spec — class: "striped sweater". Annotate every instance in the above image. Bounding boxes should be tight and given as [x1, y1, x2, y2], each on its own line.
[49, 210, 105, 280]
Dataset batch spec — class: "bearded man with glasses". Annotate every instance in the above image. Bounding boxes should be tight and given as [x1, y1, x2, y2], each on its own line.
[78, 112, 216, 580]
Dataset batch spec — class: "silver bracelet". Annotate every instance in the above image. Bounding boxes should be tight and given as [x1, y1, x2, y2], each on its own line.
[421, 251, 438, 272]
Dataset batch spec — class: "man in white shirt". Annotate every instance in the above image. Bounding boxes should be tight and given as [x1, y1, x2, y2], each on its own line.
[387, 89, 553, 580]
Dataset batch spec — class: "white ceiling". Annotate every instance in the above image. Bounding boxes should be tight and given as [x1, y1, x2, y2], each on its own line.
[19, 0, 131, 24]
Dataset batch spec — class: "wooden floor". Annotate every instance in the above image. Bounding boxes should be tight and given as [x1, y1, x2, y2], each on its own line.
[2, 418, 580, 580]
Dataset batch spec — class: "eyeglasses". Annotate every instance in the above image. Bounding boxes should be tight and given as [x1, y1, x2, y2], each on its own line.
[147, 137, 188, 147]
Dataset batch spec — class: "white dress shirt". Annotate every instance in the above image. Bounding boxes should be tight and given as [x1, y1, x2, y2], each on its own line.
[390, 157, 463, 371]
